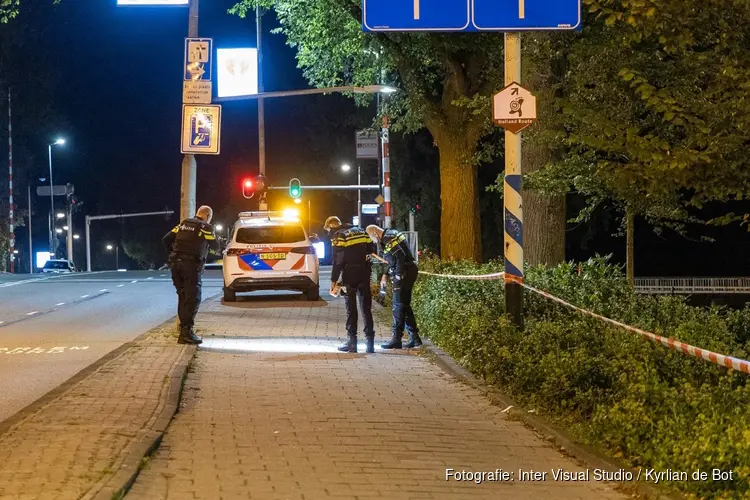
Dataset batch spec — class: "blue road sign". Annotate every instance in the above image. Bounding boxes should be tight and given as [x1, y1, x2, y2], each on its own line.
[362, 0, 580, 32]
[184, 38, 213, 81]
[363, 0, 470, 31]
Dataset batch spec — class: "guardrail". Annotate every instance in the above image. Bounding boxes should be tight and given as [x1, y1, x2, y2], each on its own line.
[634, 277, 750, 294]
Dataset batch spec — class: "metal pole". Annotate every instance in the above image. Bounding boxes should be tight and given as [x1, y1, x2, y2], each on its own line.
[357, 164, 361, 225]
[257, 5, 267, 211]
[28, 185, 32, 273]
[503, 32, 524, 329]
[85, 216, 91, 272]
[381, 116, 391, 228]
[48, 144, 54, 255]
[116, 246, 119, 270]
[8, 87, 14, 273]
[409, 212, 415, 233]
[66, 201, 73, 262]
[308, 199, 311, 234]
[181, 0, 199, 222]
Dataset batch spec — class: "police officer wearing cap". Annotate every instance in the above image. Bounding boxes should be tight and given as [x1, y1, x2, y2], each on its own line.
[325, 216, 376, 353]
[163, 205, 220, 345]
[366, 225, 422, 349]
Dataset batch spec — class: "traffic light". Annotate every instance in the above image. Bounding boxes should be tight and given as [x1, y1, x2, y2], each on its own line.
[242, 177, 256, 199]
[289, 178, 301, 199]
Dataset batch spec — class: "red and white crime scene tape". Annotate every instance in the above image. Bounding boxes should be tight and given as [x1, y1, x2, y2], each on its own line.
[418, 269, 750, 375]
[417, 270, 506, 280]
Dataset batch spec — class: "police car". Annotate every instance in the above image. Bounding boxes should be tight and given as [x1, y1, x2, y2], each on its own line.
[222, 210, 320, 302]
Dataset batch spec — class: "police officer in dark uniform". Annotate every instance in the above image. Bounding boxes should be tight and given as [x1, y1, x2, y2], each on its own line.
[366, 225, 422, 349]
[325, 216, 376, 354]
[163, 205, 220, 345]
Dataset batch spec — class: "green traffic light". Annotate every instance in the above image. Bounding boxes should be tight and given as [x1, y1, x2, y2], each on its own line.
[291, 188, 299, 196]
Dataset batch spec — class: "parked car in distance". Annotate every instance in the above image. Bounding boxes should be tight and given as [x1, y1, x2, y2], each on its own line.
[41, 259, 77, 273]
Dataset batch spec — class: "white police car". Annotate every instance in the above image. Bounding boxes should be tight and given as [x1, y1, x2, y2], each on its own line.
[222, 210, 320, 302]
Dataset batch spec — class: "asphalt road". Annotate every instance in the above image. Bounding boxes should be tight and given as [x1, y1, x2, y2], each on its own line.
[0, 270, 224, 423]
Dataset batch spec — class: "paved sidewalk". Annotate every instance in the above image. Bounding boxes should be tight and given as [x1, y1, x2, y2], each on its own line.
[128, 295, 628, 500]
[0, 321, 192, 500]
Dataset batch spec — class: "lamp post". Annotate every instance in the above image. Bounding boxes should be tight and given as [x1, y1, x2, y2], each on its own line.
[106, 243, 119, 270]
[47, 138, 65, 255]
[341, 163, 361, 225]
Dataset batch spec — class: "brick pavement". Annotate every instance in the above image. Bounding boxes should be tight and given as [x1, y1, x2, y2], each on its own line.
[128, 295, 629, 500]
[0, 322, 192, 500]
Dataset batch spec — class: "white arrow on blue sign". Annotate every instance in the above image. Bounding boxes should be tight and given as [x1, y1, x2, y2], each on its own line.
[362, 0, 580, 32]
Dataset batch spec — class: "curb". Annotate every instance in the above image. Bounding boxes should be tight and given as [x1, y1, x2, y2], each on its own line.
[422, 341, 682, 500]
[91, 344, 196, 500]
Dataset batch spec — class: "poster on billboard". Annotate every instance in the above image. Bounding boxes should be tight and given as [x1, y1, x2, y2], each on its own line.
[217, 48, 258, 98]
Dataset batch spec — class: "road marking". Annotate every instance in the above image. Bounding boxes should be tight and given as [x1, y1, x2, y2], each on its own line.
[81, 295, 89, 298]
[147, 277, 153, 280]
[26, 311, 38, 316]
[56, 302, 65, 306]
[100, 289, 108, 292]
[117, 284, 125, 287]
[0, 345, 90, 355]
[131, 280, 138, 284]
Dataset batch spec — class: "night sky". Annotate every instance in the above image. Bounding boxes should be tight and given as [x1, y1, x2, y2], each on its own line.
[1, 0, 749, 275]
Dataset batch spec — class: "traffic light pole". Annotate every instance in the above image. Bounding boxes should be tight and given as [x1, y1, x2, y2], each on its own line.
[257, 5, 267, 211]
[180, 0, 199, 223]
[85, 210, 174, 272]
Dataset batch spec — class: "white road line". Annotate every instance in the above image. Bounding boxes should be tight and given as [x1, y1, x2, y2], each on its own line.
[81, 295, 89, 299]
[26, 311, 38, 316]
[100, 289, 108, 292]
[147, 277, 153, 280]
[131, 280, 138, 284]
[117, 284, 125, 287]
[56, 302, 65, 307]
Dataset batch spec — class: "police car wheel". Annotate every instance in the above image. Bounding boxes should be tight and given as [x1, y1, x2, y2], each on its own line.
[305, 287, 319, 301]
[223, 288, 237, 302]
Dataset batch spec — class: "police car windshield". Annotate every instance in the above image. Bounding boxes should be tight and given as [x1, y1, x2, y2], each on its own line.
[235, 225, 306, 244]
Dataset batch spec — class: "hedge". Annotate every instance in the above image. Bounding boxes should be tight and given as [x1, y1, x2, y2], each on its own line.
[412, 255, 750, 499]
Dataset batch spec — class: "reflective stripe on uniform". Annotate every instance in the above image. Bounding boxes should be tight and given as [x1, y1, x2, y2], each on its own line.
[171, 226, 179, 233]
[384, 233, 406, 254]
[201, 230, 215, 240]
[332, 234, 370, 247]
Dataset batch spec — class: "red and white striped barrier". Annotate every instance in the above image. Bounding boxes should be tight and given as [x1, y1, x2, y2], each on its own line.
[418, 269, 750, 375]
[418, 270, 506, 280]
[522, 282, 750, 375]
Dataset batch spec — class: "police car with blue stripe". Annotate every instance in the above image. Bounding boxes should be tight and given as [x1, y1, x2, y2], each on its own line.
[222, 210, 320, 302]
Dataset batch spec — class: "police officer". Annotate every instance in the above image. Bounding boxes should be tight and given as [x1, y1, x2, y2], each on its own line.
[325, 216, 376, 354]
[163, 205, 220, 345]
[365, 225, 422, 349]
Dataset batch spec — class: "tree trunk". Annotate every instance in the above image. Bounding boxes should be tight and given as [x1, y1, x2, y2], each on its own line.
[436, 135, 482, 262]
[626, 206, 635, 285]
[522, 138, 566, 266]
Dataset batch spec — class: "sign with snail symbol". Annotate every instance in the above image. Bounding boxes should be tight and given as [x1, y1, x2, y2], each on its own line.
[492, 82, 537, 134]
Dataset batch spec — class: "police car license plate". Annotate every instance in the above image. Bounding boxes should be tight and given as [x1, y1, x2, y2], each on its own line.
[260, 252, 286, 260]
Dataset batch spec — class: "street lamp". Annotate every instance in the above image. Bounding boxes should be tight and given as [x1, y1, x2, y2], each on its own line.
[62, 225, 69, 231]
[73, 234, 80, 240]
[48, 138, 65, 255]
[56, 213, 65, 219]
[215, 224, 224, 232]
[106, 243, 119, 270]
[341, 163, 361, 224]
[55, 228, 63, 234]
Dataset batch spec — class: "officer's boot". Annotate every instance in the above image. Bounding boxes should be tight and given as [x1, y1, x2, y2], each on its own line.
[404, 330, 422, 349]
[337, 335, 357, 353]
[380, 335, 403, 350]
[178, 326, 203, 345]
[365, 336, 375, 354]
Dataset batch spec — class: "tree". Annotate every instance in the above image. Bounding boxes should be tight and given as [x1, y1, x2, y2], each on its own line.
[523, 0, 750, 279]
[231, 1, 513, 261]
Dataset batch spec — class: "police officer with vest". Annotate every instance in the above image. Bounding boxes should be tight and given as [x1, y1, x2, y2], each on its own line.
[325, 216, 376, 354]
[163, 205, 220, 345]
[366, 225, 422, 349]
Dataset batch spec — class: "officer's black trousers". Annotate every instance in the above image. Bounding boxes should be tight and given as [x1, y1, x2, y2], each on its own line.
[170, 259, 203, 330]
[344, 280, 374, 339]
[392, 265, 419, 340]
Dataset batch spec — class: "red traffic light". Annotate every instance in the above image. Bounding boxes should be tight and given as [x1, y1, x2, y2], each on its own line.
[242, 178, 256, 199]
